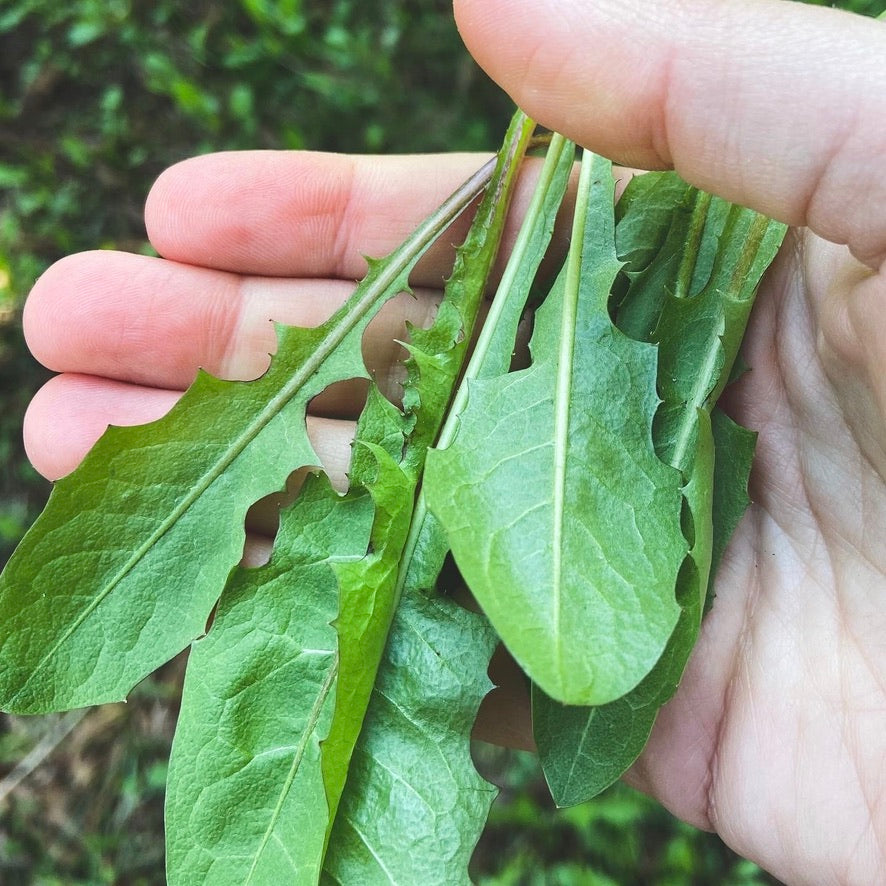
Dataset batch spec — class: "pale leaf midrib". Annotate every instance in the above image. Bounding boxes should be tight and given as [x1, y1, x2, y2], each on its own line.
[550, 153, 593, 691]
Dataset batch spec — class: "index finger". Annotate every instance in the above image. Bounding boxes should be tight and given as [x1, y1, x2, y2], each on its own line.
[145, 151, 500, 284]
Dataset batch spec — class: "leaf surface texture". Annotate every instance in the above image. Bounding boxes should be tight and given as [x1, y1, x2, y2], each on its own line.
[427, 154, 686, 706]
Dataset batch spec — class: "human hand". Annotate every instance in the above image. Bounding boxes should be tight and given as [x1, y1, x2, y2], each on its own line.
[22, 152, 540, 559]
[20, 0, 886, 882]
[453, 0, 886, 882]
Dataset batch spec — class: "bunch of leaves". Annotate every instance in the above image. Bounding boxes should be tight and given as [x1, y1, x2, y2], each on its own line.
[0, 0, 874, 571]
[0, 107, 785, 884]
[0, 0, 512, 571]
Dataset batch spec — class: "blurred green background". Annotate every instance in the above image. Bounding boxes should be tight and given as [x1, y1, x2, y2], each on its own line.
[0, 0, 880, 882]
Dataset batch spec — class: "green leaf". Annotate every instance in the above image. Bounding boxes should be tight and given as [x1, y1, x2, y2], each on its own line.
[532, 419, 712, 805]
[322, 593, 498, 885]
[400, 109, 539, 470]
[165, 476, 374, 885]
[614, 181, 724, 340]
[653, 203, 782, 607]
[400, 131, 577, 597]
[0, 160, 493, 714]
[651, 205, 786, 470]
[320, 434, 416, 828]
[320, 110, 537, 832]
[426, 153, 687, 707]
[165, 112, 538, 883]
[534, 176, 786, 804]
[610, 172, 694, 331]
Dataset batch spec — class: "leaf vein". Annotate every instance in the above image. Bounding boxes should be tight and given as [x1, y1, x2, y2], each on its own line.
[243, 657, 338, 884]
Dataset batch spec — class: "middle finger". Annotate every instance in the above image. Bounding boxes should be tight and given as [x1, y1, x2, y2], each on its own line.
[24, 250, 443, 409]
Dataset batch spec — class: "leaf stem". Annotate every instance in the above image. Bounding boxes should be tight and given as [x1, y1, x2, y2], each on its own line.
[549, 149, 594, 667]
[440, 132, 576, 440]
[673, 191, 712, 301]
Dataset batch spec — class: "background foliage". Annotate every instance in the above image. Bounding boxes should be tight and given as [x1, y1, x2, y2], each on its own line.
[0, 0, 880, 882]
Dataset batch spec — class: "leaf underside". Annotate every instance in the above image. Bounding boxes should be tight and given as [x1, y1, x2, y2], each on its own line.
[0, 158, 493, 714]
[534, 171, 786, 806]
[322, 593, 498, 885]
[426, 154, 686, 708]
[165, 476, 373, 885]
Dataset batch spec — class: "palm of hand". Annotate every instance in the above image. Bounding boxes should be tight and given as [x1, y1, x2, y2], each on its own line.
[632, 232, 886, 884]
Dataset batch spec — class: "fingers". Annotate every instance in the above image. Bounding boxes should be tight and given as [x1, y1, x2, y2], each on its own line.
[24, 250, 441, 397]
[23, 374, 179, 481]
[27, 149, 561, 397]
[23, 373, 356, 484]
[23, 150, 523, 486]
[145, 150, 575, 280]
[454, 0, 886, 267]
[145, 151, 495, 281]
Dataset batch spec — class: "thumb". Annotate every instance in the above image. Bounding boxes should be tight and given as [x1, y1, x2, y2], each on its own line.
[454, 0, 886, 268]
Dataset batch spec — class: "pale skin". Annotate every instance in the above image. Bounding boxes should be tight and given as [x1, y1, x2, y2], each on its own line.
[19, 0, 886, 882]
